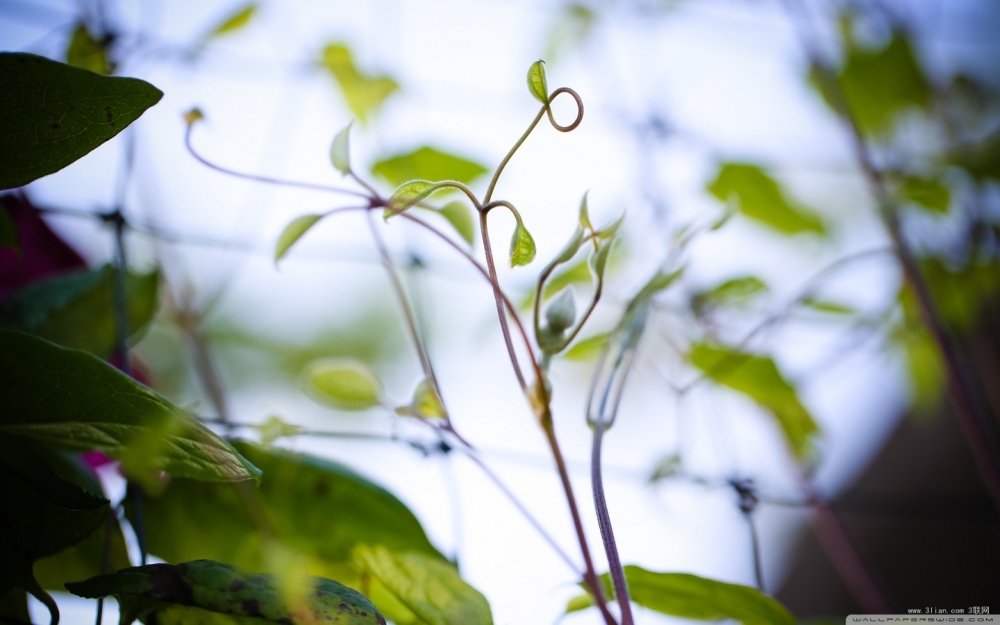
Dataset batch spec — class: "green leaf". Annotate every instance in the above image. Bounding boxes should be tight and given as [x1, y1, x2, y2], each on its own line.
[693, 276, 769, 312]
[387, 180, 449, 218]
[303, 358, 384, 410]
[545, 288, 576, 334]
[66, 559, 384, 625]
[275, 214, 323, 263]
[353, 545, 493, 625]
[0, 53, 163, 190]
[595, 212, 624, 240]
[0, 589, 29, 623]
[901, 175, 950, 213]
[578, 192, 593, 231]
[204, 3, 258, 40]
[509, 218, 537, 267]
[66, 23, 111, 75]
[648, 453, 682, 483]
[0, 205, 19, 253]
[950, 128, 1000, 183]
[253, 415, 303, 446]
[813, 33, 928, 136]
[320, 44, 399, 124]
[0, 329, 260, 482]
[544, 259, 592, 301]
[707, 163, 825, 236]
[435, 201, 476, 245]
[566, 566, 794, 625]
[799, 297, 855, 316]
[396, 379, 446, 419]
[331, 122, 353, 176]
[563, 332, 609, 361]
[689, 343, 819, 460]
[0, 264, 159, 358]
[551, 227, 585, 267]
[373, 147, 487, 188]
[527, 60, 548, 104]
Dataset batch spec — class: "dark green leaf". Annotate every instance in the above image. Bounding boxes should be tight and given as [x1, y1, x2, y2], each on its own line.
[66, 23, 111, 75]
[527, 60, 548, 103]
[0, 329, 260, 482]
[204, 3, 258, 40]
[0, 589, 29, 623]
[67, 559, 385, 625]
[331, 122, 353, 176]
[275, 214, 323, 263]
[0, 205, 18, 253]
[353, 545, 492, 625]
[950, 128, 1000, 183]
[901, 175, 950, 213]
[509, 219, 536, 267]
[435, 201, 476, 245]
[563, 332, 609, 361]
[372, 147, 487, 188]
[320, 44, 399, 124]
[693, 276, 768, 312]
[707, 163, 825, 236]
[690, 343, 819, 460]
[0, 53, 162, 190]
[0, 264, 159, 359]
[566, 566, 795, 625]
[303, 358, 384, 410]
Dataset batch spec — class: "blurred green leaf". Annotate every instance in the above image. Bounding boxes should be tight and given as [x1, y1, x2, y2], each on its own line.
[693, 276, 768, 312]
[373, 147, 487, 188]
[204, 3, 258, 40]
[303, 358, 383, 411]
[544, 4, 596, 64]
[913, 257, 1000, 331]
[901, 175, 950, 213]
[320, 44, 399, 124]
[396, 379, 446, 420]
[545, 258, 591, 301]
[434, 201, 476, 245]
[0, 206, 19, 253]
[895, 321, 944, 412]
[353, 545, 493, 625]
[648, 454, 682, 483]
[65, 23, 111, 75]
[275, 214, 323, 263]
[253, 416, 303, 445]
[565, 566, 794, 625]
[331, 122, 353, 176]
[596, 212, 624, 240]
[563, 332, 609, 361]
[0, 53, 162, 190]
[0, 264, 159, 359]
[387, 180, 451, 218]
[799, 297, 855, 316]
[578, 192, 593, 231]
[950, 128, 1000, 183]
[690, 343, 819, 460]
[527, 60, 548, 103]
[707, 163, 825, 236]
[0, 589, 29, 623]
[0, 329, 260, 482]
[813, 33, 928, 136]
[509, 219, 537, 267]
[67, 559, 384, 625]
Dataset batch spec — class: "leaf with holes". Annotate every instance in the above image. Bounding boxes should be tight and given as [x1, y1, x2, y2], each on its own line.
[0, 53, 162, 190]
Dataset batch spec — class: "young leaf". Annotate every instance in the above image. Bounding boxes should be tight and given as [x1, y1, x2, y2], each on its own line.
[330, 122, 353, 175]
[387, 180, 449, 218]
[563, 332, 609, 361]
[65, 23, 111, 75]
[0, 53, 162, 190]
[578, 192, 593, 231]
[565, 566, 795, 625]
[435, 201, 476, 245]
[275, 214, 323, 264]
[0, 329, 260, 482]
[204, 3, 258, 40]
[551, 227, 585, 267]
[509, 219, 537, 267]
[545, 287, 577, 333]
[66, 560, 385, 625]
[0, 264, 159, 359]
[693, 276, 768, 312]
[320, 44, 399, 124]
[901, 175, 950, 213]
[353, 545, 493, 625]
[396, 379, 446, 419]
[707, 163, 825, 236]
[303, 357, 383, 410]
[527, 60, 549, 103]
[689, 342, 819, 460]
[595, 211, 625, 240]
[373, 146, 487, 188]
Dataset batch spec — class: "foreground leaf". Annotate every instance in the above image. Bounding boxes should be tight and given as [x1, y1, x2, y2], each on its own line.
[320, 44, 399, 124]
[689, 343, 819, 460]
[354, 545, 492, 625]
[303, 358, 383, 410]
[0, 53, 162, 190]
[566, 566, 794, 625]
[67, 559, 385, 625]
[0, 264, 159, 359]
[527, 60, 548, 103]
[707, 163, 824, 236]
[0, 329, 260, 482]
[274, 214, 323, 263]
[373, 147, 487, 188]
[509, 219, 536, 267]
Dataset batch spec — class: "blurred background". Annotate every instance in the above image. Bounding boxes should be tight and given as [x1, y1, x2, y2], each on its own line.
[2, 0, 1000, 622]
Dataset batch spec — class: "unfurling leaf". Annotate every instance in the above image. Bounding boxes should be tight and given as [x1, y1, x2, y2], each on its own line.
[320, 44, 399, 124]
[707, 163, 825, 236]
[0, 53, 163, 190]
[66, 560, 385, 625]
[275, 214, 323, 263]
[578, 192, 593, 231]
[436, 201, 476, 245]
[565, 566, 795, 625]
[396, 379, 446, 419]
[66, 23, 111, 75]
[689, 343, 819, 460]
[596, 212, 624, 240]
[387, 180, 449, 218]
[373, 147, 487, 188]
[330, 122, 353, 175]
[545, 288, 576, 333]
[303, 358, 383, 410]
[509, 219, 537, 267]
[527, 60, 548, 103]
[204, 3, 258, 40]
[901, 175, 950, 213]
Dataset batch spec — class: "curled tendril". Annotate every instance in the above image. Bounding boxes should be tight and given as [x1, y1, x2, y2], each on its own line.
[545, 87, 584, 132]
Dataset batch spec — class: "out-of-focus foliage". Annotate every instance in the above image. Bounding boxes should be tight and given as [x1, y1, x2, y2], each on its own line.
[65, 23, 111, 75]
[707, 163, 825, 236]
[320, 44, 399, 124]
[372, 147, 487, 189]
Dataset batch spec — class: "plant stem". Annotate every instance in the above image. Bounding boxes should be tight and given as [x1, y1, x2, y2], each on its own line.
[484, 108, 546, 205]
[591, 422, 634, 624]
